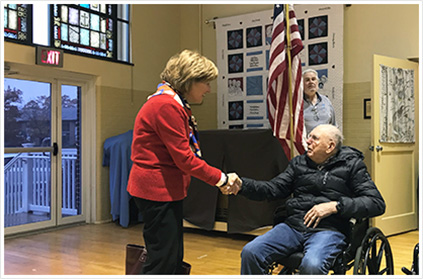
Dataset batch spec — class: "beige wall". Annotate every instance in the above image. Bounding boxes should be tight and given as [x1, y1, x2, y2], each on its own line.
[343, 4, 419, 169]
[3, 4, 419, 223]
[344, 4, 419, 84]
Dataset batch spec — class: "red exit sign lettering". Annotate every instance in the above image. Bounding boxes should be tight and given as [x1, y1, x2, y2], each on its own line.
[36, 47, 63, 67]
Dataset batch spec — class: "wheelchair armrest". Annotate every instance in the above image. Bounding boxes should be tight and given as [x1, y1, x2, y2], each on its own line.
[343, 218, 369, 263]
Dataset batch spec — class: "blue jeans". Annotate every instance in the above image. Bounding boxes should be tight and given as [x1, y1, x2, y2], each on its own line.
[240, 223, 346, 275]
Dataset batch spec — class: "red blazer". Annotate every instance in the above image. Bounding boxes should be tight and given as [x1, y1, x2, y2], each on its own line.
[127, 84, 221, 202]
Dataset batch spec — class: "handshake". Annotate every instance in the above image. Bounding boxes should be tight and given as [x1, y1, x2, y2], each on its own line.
[219, 173, 242, 195]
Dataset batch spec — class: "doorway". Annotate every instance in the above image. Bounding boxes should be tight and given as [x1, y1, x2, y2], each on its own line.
[3, 76, 91, 235]
[370, 55, 419, 236]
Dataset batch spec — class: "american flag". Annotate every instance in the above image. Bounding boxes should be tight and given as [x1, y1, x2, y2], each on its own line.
[267, 4, 306, 160]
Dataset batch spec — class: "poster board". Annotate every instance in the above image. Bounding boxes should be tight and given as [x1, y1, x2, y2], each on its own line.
[215, 5, 344, 130]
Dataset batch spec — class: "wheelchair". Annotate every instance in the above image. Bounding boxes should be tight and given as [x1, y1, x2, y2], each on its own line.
[402, 243, 419, 275]
[267, 218, 394, 275]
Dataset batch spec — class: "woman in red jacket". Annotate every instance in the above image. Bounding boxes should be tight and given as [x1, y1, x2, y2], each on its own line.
[127, 49, 236, 274]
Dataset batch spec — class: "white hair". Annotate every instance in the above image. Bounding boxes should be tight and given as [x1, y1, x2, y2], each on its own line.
[302, 69, 319, 80]
[319, 124, 344, 150]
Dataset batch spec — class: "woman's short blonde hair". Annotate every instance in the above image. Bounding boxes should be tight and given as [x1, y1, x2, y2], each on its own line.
[160, 49, 218, 95]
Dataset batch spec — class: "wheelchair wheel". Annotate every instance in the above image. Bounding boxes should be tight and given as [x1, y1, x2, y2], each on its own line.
[353, 227, 394, 275]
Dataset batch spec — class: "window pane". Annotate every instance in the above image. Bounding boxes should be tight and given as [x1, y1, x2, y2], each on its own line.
[61, 5, 68, 23]
[69, 7, 79, 25]
[80, 28, 89, 45]
[61, 85, 82, 218]
[108, 18, 113, 32]
[80, 11, 90, 28]
[100, 17, 106, 33]
[100, 33, 106, 50]
[118, 21, 129, 62]
[4, 152, 52, 227]
[90, 31, 99, 48]
[91, 4, 99, 12]
[90, 14, 100, 31]
[8, 10, 17, 30]
[3, 78, 51, 148]
[108, 39, 113, 52]
[61, 23, 68, 41]
[4, 8, 8, 27]
[69, 25, 79, 43]
[21, 17, 28, 33]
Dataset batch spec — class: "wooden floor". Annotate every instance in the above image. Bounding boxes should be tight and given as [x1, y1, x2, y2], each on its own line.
[3, 222, 419, 275]
[4, 212, 51, 228]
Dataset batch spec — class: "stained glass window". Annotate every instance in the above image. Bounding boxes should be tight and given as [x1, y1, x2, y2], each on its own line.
[4, 4, 32, 44]
[3, 4, 130, 63]
[50, 4, 130, 62]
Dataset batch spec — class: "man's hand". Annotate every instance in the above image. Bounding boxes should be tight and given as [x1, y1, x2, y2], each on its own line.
[219, 173, 242, 195]
[303, 201, 338, 228]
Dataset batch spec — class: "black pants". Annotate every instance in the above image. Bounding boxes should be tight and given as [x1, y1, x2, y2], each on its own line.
[133, 197, 184, 274]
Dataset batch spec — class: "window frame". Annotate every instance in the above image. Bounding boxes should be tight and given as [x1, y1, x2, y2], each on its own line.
[4, 4, 131, 65]
[50, 4, 120, 62]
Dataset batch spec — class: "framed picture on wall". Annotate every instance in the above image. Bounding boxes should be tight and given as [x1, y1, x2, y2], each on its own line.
[364, 98, 371, 119]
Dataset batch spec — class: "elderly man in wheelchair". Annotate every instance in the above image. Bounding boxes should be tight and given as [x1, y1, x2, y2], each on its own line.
[223, 124, 386, 275]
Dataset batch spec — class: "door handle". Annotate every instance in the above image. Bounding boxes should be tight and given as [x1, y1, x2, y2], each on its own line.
[44, 142, 58, 156]
[53, 142, 58, 156]
[369, 145, 383, 152]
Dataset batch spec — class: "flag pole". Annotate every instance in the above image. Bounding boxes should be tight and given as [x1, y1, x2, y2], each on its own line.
[285, 4, 295, 160]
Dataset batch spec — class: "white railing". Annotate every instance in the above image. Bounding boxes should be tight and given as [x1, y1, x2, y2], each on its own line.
[62, 150, 77, 215]
[4, 153, 25, 214]
[4, 149, 78, 216]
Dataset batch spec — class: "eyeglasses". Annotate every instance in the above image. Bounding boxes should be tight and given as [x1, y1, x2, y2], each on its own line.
[307, 133, 320, 142]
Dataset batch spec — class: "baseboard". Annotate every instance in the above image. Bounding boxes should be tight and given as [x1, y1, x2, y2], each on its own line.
[183, 220, 227, 232]
[94, 218, 112, 225]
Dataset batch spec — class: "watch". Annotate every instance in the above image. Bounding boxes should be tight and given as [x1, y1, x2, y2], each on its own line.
[222, 173, 229, 186]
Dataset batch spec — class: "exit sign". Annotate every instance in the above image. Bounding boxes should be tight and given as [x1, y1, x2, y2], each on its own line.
[36, 46, 63, 67]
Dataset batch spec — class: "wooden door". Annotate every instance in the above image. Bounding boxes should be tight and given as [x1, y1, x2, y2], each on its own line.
[371, 55, 419, 236]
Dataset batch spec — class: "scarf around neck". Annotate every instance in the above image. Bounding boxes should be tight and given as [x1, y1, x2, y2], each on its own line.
[148, 82, 202, 158]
